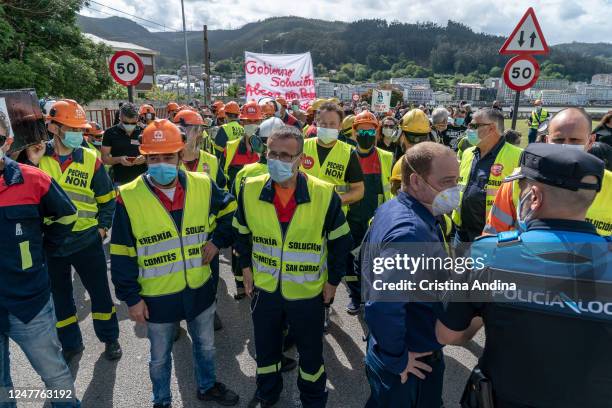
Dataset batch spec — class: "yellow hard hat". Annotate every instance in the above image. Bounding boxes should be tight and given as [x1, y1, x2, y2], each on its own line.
[341, 115, 355, 132]
[390, 158, 403, 182]
[400, 109, 430, 134]
[312, 98, 327, 111]
[328, 97, 340, 105]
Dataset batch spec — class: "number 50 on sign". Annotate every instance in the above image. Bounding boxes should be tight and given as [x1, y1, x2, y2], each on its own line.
[503, 55, 540, 92]
[109, 50, 145, 87]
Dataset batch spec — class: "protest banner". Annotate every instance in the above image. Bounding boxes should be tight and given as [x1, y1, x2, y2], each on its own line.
[371, 89, 391, 113]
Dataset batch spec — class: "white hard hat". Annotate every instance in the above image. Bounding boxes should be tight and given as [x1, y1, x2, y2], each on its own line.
[257, 117, 285, 140]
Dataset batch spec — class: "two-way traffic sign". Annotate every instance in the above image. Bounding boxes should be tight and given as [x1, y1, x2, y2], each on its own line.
[499, 7, 549, 55]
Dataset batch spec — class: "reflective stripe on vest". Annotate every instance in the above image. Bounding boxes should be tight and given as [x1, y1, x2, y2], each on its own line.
[243, 173, 334, 300]
[119, 171, 214, 297]
[584, 170, 612, 236]
[452, 142, 522, 228]
[530, 109, 549, 129]
[221, 121, 244, 142]
[39, 147, 99, 232]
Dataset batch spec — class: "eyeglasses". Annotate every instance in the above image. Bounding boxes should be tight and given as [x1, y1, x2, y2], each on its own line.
[266, 150, 301, 163]
[382, 124, 395, 129]
[467, 122, 493, 130]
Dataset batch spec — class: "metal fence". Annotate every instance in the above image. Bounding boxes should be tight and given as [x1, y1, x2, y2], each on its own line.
[85, 108, 167, 130]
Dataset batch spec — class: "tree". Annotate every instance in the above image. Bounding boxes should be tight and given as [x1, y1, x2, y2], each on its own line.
[227, 83, 240, 98]
[144, 85, 178, 103]
[0, 1, 113, 103]
[489, 66, 502, 77]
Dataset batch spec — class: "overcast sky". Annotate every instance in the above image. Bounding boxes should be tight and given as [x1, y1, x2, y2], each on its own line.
[81, 0, 611, 45]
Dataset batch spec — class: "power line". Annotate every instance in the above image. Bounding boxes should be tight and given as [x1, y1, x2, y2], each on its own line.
[86, 0, 182, 32]
[84, 5, 175, 33]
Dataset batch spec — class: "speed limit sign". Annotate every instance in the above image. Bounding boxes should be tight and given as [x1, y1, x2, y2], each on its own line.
[109, 50, 145, 87]
[503, 55, 540, 91]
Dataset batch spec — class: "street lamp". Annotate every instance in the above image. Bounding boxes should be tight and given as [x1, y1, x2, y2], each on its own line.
[180, 0, 191, 101]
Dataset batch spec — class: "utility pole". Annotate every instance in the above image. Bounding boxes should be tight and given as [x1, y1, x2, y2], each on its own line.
[180, 0, 191, 101]
[203, 24, 211, 104]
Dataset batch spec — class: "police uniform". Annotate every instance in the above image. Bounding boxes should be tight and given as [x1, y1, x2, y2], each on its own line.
[233, 172, 352, 407]
[440, 144, 612, 408]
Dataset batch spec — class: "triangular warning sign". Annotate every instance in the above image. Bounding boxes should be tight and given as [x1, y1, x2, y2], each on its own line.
[499, 7, 549, 55]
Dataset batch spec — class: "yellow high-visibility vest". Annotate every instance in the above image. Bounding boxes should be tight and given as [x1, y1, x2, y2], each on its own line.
[180, 149, 219, 182]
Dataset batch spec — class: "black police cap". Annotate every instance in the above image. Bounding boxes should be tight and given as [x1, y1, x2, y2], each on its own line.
[504, 143, 604, 192]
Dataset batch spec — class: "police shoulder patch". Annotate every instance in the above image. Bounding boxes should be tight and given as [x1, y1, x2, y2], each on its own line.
[496, 230, 521, 245]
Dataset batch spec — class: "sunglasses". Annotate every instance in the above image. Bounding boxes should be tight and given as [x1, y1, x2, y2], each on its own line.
[467, 122, 493, 130]
[357, 129, 377, 137]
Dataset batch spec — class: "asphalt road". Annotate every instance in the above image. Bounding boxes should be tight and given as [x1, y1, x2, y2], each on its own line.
[9, 248, 484, 407]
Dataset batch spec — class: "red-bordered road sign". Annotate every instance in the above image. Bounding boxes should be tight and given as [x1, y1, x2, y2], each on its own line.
[499, 7, 549, 55]
[503, 55, 540, 91]
[109, 50, 145, 87]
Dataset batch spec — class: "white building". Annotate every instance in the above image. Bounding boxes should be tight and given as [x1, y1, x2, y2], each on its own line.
[433, 91, 453, 104]
[584, 85, 612, 103]
[592, 74, 612, 86]
[455, 83, 482, 102]
[390, 77, 431, 89]
[403, 86, 434, 104]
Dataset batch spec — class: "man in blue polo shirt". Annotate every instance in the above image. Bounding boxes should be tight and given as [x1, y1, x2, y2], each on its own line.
[361, 142, 460, 407]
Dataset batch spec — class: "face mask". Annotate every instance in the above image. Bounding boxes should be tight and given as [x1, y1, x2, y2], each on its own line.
[92, 140, 103, 146]
[318, 127, 339, 144]
[465, 129, 480, 146]
[148, 163, 178, 185]
[454, 117, 465, 126]
[122, 123, 136, 133]
[382, 128, 395, 139]
[250, 135, 266, 154]
[357, 132, 376, 150]
[291, 105, 299, 112]
[516, 189, 534, 232]
[431, 186, 461, 216]
[62, 131, 83, 149]
[561, 143, 585, 151]
[244, 124, 258, 137]
[203, 118, 213, 127]
[268, 158, 296, 183]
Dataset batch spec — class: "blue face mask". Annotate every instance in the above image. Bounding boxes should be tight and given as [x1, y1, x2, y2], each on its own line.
[62, 131, 83, 149]
[267, 158, 295, 183]
[465, 129, 480, 146]
[148, 163, 178, 185]
[454, 117, 465, 126]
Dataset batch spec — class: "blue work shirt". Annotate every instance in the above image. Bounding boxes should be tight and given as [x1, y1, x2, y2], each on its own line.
[363, 191, 446, 375]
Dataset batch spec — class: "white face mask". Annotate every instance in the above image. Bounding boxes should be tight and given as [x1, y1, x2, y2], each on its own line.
[431, 186, 461, 216]
[318, 127, 339, 144]
[382, 128, 395, 139]
[244, 124, 258, 137]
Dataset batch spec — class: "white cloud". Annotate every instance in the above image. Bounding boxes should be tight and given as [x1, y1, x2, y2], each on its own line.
[80, 0, 612, 44]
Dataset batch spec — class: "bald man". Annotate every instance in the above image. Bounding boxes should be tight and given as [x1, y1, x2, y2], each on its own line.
[485, 107, 612, 236]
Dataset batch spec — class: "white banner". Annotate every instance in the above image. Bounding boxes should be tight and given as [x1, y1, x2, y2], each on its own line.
[371, 89, 392, 113]
[244, 52, 315, 110]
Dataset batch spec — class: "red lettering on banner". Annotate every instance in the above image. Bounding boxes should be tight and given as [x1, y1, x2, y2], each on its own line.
[244, 60, 296, 78]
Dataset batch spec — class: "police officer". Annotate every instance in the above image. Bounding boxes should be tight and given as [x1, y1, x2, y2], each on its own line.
[27, 99, 121, 363]
[527, 99, 549, 144]
[452, 107, 522, 253]
[0, 128, 81, 407]
[437, 143, 612, 408]
[485, 108, 612, 237]
[110, 119, 239, 408]
[233, 126, 352, 408]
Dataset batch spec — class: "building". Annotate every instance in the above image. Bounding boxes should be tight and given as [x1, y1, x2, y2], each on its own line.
[584, 85, 612, 104]
[539, 90, 584, 106]
[455, 83, 482, 102]
[484, 77, 502, 89]
[433, 91, 452, 104]
[531, 78, 571, 91]
[84, 33, 159, 97]
[592, 74, 612, 86]
[390, 78, 430, 89]
[404, 86, 434, 104]
[479, 87, 498, 103]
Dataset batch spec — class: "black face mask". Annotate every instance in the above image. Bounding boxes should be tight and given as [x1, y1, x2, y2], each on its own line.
[357, 134, 376, 150]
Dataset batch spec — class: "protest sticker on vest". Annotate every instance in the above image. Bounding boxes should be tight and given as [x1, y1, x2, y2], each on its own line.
[244, 52, 315, 110]
[303, 155, 315, 170]
[491, 163, 504, 177]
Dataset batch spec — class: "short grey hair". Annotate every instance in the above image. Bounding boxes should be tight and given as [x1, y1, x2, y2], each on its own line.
[475, 107, 504, 134]
[268, 125, 304, 153]
[431, 107, 449, 125]
[120, 102, 138, 119]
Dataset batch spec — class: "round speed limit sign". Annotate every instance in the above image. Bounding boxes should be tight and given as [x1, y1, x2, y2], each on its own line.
[109, 50, 145, 87]
[503, 55, 540, 91]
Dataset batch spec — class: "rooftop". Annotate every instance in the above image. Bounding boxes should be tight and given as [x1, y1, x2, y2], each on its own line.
[84, 33, 159, 55]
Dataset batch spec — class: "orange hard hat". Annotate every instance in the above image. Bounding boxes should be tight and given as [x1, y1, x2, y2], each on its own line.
[240, 101, 263, 120]
[85, 121, 103, 136]
[139, 104, 155, 115]
[352, 110, 379, 130]
[173, 110, 205, 126]
[276, 97, 288, 107]
[216, 108, 226, 119]
[224, 101, 240, 115]
[167, 102, 180, 112]
[48, 99, 91, 129]
[140, 119, 184, 155]
[212, 100, 224, 109]
[261, 102, 275, 117]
